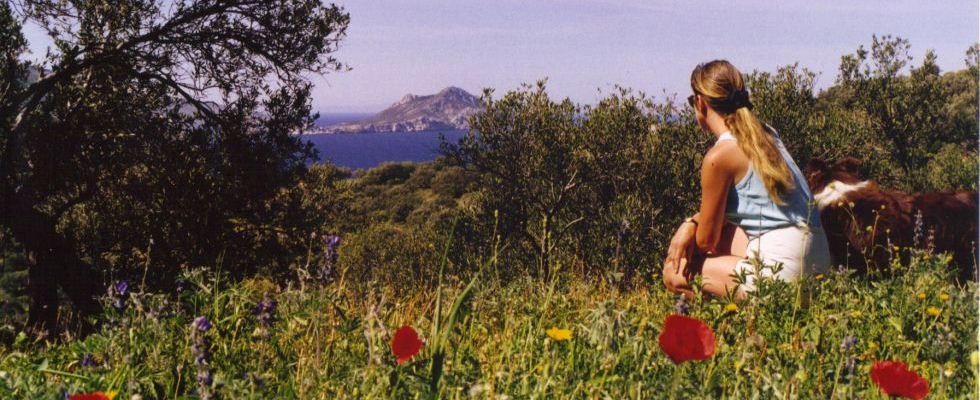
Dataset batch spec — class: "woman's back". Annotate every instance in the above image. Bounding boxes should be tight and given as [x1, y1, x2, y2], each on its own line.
[719, 126, 822, 239]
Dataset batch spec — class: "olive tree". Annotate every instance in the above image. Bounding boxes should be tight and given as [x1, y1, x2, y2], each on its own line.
[0, 0, 348, 333]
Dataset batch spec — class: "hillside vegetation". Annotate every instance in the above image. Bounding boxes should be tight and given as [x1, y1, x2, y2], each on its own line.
[1, 20, 978, 399]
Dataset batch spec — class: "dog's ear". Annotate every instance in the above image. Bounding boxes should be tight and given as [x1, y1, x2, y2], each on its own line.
[834, 157, 862, 175]
[805, 157, 828, 174]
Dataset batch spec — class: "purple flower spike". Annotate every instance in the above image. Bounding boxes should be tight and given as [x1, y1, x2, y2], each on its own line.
[194, 316, 212, 331]
[326, 234, 341, 251]
[116, 280, 129, 296]
[673, 293, 689, 315]
[80, 353, 98, 367]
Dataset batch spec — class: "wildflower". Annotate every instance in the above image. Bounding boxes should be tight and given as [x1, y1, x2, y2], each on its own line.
[939, 292, 949, 301]
[673, 293, 689, 315]
[190, 316, 214, 400]
[870, 360, 929, 400]
[197, 369, 214, 386]
[849, 310, 862, 319]
[916, 292, 926, 300]
[724, 303, 739, 313]
[254, 297, 278, 326]
[844, 357, 857, 378]
[80, 353, 99, 368]
[253, 295, 278, 339]
[926, 307, 941, 316]
[68, 392, 116, 400]
[814, 273, 824, 282]
[193, 316, 212, 332]
[658, 314, 715, 364]
[970, 351, 979, 366]
[112, 280, 129, 311]
[913, 210, 924, 247]
[840, 335, 858, 352]
[391, 325, 424, 365]
[546, 327, 573, 342]
[848, 202, 855, 208]
[319, 234, 342, 281]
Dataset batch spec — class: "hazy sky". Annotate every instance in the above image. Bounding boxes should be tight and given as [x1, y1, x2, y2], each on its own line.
[20, 1, 980, 113]
[309, 0, 978, 113]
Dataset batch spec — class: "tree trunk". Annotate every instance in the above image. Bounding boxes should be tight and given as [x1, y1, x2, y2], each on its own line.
[4, 194, 102, 335]
[25, 250, 58, 334]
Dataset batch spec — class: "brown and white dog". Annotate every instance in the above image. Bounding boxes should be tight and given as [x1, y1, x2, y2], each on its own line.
[804, 157, 978, 281]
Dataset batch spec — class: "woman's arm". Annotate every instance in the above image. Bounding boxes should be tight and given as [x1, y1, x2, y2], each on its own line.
[664, 215, 698, 275]
[694, 149, 734, 255]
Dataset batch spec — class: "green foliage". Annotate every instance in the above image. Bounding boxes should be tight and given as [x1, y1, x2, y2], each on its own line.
[0, 1, 351, 328]
[923, 144, 979, 191]
[452, 82, 707, 284]
[441, 36, 977, 287]
[0, 249, 975, 398]
[830, 35, 977, 190]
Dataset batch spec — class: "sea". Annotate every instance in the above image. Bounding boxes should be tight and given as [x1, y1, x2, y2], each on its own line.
[300, 113, 468, 170]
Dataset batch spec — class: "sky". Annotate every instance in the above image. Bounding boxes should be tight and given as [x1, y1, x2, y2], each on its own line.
[20, 1, 980, 113]
[309, 0, 978, 113]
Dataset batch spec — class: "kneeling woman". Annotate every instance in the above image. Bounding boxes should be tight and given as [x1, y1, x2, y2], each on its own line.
[662, 60, 831, 300]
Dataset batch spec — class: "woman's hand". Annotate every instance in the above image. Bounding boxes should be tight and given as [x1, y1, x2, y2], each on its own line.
[664, 222, 697, 276]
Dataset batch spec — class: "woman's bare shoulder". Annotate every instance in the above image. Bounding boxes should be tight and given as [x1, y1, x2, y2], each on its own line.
[704, 141, 746, 171]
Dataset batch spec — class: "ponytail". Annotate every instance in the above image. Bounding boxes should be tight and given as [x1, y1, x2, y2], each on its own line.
[691, 60, 794, 205]
[725, 108, 794, 205]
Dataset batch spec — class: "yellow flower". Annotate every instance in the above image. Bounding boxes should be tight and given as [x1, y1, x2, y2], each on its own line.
[939, 292, 950, 301]
[546, 327, 572, 342]
[724, 303, 739, 313]
[916, 292, 926, 300]
[849, 310, 862, 319]
[970, 351, 979, 366]
[814, 273, 824, 282]
[926, 306, 941, 316]
[848, 202, 855, 208]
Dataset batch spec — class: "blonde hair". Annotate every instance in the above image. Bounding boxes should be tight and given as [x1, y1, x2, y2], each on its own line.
[691, 60, 794, 205]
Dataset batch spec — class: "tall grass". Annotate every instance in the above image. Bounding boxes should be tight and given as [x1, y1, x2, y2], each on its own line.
[0, 248, 976, 399]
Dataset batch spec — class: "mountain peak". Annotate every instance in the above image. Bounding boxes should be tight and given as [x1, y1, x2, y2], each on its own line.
[393, 93, 418, 106]
[439, 86, 467, 95]
[315, 86, 481, 134]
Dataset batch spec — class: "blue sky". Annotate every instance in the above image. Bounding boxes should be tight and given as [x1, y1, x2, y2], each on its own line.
[20, 1, 980, 113]
[310, 0, 978, 112]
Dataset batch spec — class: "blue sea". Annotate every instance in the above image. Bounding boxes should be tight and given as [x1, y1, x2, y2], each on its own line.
[302, 113, 469, 169]
[302, 130, 468, 170]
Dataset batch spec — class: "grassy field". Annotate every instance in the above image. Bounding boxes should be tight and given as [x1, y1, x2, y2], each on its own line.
[0, 249, 977, 399]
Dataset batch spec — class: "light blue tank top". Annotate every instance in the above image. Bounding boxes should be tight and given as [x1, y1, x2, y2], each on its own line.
[720, 126, 822, 239]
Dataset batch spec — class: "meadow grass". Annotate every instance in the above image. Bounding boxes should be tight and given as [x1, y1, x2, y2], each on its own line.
[0, 250, 977, 399]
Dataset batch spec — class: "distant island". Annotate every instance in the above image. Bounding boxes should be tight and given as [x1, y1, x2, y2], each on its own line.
[309, 86, 481, 134]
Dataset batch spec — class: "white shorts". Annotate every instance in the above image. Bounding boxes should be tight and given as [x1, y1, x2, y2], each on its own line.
[733, 223, 832, 292]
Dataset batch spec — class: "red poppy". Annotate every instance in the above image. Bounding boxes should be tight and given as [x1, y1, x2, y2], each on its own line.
[658, 314, 715, 364]
[870, 360, 929, 399]
[68, 392, 114, 400]
[391, 325, 424, 365]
